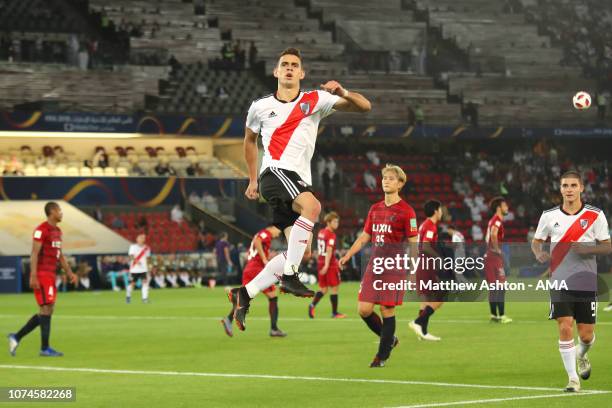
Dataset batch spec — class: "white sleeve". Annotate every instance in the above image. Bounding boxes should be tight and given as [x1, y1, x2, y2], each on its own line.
[316, 90, 341, 118]
[593, 211, 611, 241]
[128, 245, 135, 256]
[245, 101, 261, 134]
[533, 212, 550, 240]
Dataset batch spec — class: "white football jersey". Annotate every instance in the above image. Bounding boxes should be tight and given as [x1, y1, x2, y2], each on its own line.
[534, 204, 609, 290]
[128, 244, 151, 274]
[246, 90, 340, 185]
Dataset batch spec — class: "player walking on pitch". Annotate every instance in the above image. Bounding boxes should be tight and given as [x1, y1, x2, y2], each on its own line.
[234, 47, 371, 330]
[340, 165, 418, 367]
[484, 197, 512, 323]
[222, 226, 287, 337]
[127, 233, 151, 304]
[8, 202, 77, 357]
[309, 211, 346, 319]
[532, 171, 611, 392]
[409, 200, 445, 341]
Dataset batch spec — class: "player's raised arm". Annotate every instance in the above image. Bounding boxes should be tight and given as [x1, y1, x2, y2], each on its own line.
[320, 80, 371, 113]
[243, 127, 259, 200]
[29, 240, 42, 289]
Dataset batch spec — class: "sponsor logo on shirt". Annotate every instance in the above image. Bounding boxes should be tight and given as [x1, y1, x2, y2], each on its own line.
[372, 224, 393, 233]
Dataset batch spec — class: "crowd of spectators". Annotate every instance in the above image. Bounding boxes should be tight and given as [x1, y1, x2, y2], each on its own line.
[525, 0, 612, 87]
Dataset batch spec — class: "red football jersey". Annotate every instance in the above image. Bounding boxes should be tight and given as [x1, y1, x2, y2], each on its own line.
[418, 218, 439, 245]
[485, 214, 504, 251]
[364, 199, 418, 244]
[317, 227, 338, 269]
[246, 229, 273, 269]
[32, 221, 62, 277]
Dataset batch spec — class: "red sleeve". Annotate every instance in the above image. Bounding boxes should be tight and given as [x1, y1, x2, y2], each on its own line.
[405, 206, 418, 238]
[363, 207, 374, 235]
[421, 223, 436, 242]
[326, 232, 336, 248]
[33, 225, 46, 242]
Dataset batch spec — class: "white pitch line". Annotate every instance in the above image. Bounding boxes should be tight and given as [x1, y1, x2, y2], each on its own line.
[0, 365, 610, 394]
[389, 390, 610, 408]
[0, 314, 611, 325]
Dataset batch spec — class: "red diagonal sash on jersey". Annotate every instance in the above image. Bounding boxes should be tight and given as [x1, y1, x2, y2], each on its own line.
[269, 91, 319, 160]
[550, 210, 599, 273]
[131, 246, 150, 269]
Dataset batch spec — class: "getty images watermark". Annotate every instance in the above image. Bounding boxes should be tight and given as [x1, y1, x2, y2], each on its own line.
[356, 243, 610, 303]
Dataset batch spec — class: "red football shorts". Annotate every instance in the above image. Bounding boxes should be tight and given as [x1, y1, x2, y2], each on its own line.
[242, 264, 276, 294]
[358, 266, 406, 306]
[34, 274, 57, 306]
[317, 260, 340, 288]
[484, 252, 506, 284]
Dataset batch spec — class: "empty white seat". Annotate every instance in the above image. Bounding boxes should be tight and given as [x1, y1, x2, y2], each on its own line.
[116, 167, 129, 176]
[66, 167, 79, 176]
[92, 167, 105, 176]
[80, 167, 92, 176]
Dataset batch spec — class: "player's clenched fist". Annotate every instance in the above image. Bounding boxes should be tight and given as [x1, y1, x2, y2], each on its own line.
[245, 181, 259, 200]
[320, 80, 348, 97]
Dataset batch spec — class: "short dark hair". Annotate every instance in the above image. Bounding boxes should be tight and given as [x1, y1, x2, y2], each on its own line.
[560, 170, 583, 184]
[447, 224, 457, 231]
[489, 196, 506, 213]
[424, 199, 442, 217]
[278, 47, 302, 63]
[44, 201, 59, 216]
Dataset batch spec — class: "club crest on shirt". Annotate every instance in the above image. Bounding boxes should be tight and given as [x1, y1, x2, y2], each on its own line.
[300, 102, 310, 115]
[580, 219, 588, 229]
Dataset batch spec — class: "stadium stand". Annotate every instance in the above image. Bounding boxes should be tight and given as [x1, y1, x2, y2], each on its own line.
[156, 64, 269, 115]
[0, 143, 243, 178]
[104, 208, 198, 253]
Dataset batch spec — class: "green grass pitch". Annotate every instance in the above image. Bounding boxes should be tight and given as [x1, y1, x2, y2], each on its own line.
[0, 283, 611, 407]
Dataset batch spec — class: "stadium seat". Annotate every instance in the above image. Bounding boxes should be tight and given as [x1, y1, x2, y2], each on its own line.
[92, 167, 105, 176]
[80, 167, 93, 176]
[104, 167, 117, 176]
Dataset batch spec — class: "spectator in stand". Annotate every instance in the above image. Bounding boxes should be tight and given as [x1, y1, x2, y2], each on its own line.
[216, 86, 229, 100]
[107, 256, 129, 291]
[171, 204, 184, 224]
[248, 41, 258, 69]
[77, 259, 92, 290]
[93, 206, 103, 223]
[215, 232, 233, 286]
[168, 54, 181, 76]
[92, 149, 108, 169]
[196, 82, 209, 97]
[597, 91, 608, 120]
[189, 191, 202, 205]
[110, 214, 126, 229]
[363, 169, 377, 191]
[202, 191, 219, 213]
[471, 223, 484, 241]
[154, 159, 176, 176]
[366, 150, 380, 166]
